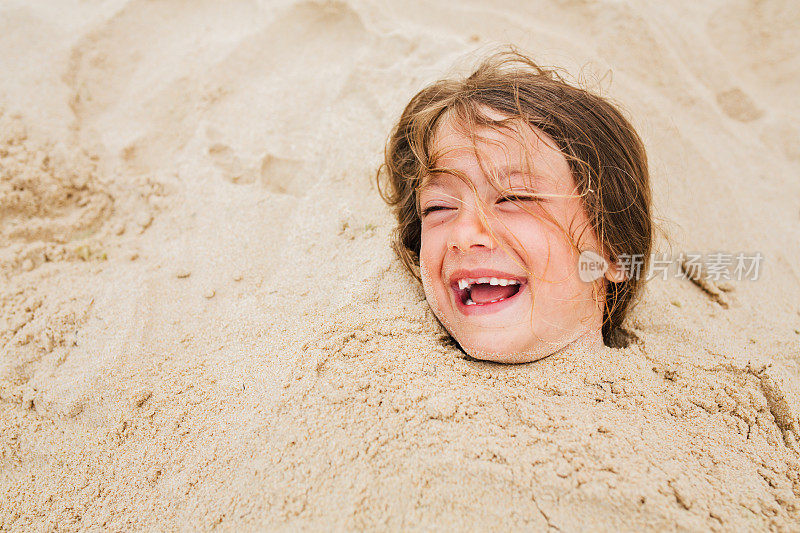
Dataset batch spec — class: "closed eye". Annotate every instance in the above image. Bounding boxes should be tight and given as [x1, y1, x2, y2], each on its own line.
[497, 194, 541, 203]
[422, 205, 453, 216]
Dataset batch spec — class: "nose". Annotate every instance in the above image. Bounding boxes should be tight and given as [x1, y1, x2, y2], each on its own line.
[448, 202, 497, 253]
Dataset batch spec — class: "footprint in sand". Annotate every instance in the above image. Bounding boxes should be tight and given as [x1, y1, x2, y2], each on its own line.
[715, 88, 765, 122]
[207, 142, 307, 196]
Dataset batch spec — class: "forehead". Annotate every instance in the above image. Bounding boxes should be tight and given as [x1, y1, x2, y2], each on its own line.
[428, 109, 571, 188]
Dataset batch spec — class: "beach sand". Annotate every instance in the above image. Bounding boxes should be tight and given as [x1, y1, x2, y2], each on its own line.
[1, 0, 800, 529]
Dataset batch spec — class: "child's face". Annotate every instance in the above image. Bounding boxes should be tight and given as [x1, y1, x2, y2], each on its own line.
[418, 110, 608, 363]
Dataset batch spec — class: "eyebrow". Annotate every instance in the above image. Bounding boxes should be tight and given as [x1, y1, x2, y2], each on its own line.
[423, 166, 543, 189]
[421, 173, 451, 189]
[487, 165, 541, 180]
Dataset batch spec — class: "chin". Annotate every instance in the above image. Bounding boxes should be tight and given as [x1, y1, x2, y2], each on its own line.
[456, 327, 598, 364]
[457, 337, 556, 364]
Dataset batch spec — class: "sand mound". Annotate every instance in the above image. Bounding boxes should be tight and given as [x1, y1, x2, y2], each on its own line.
[1, 0, 799, 530]
[0, 109, 112, 274]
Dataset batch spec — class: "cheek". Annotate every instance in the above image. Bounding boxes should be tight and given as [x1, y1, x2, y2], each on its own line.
[505, 218, 581, 284]
[419, 224, 445, 271]
[418, 233, 440, 295]
[504, 219, 557, 264]
[513, 204, 585, 254]
[419, 252, 447, 326]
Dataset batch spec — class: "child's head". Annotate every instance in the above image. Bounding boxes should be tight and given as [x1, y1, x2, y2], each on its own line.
[378, 50, 652, 363]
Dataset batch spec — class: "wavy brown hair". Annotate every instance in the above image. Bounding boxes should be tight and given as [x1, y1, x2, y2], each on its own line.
[376, 49, 652, 347]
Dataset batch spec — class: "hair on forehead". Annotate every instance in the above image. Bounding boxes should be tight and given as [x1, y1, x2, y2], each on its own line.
[427, 106, 521, 172]
[424, 102, 566, 198]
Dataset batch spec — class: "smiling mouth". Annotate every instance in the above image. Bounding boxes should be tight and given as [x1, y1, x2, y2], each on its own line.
[452, 276, 524, 306]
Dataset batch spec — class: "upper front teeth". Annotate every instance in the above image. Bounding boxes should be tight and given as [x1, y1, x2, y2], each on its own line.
[457, 277, 520, 290]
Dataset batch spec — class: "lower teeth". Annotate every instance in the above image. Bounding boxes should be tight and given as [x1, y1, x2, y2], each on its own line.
[465, 297, 504, 306]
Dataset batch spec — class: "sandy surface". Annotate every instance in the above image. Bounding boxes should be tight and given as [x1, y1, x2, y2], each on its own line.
[2, 0, 800, 530]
